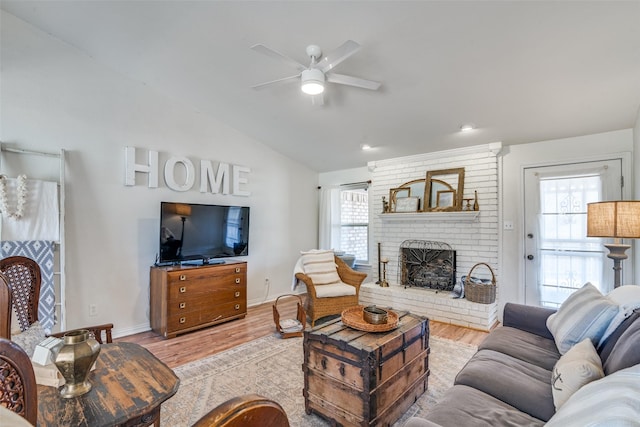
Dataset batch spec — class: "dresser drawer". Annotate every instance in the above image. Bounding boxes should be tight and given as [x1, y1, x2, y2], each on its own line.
[167, 288, 246, 316]
[167, 280, 245, 301]
[167, 300, 246, 332]
[166, 264, 245, 285]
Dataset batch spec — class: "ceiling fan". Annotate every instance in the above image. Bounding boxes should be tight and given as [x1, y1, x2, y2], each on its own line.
[250, 40, 381, 102]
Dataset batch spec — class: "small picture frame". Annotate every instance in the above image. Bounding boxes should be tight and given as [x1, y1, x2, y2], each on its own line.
[395, 196, 420, 212]
[389, 188, 410, 212]
[436, 190, 455, 209]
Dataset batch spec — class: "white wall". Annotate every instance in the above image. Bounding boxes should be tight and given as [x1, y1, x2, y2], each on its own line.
[501, 129, 633, 313]
[0, 11, 318, 337]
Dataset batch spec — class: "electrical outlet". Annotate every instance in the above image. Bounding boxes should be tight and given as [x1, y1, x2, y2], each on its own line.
[89, 304, 97, 316]
[503, 220, 514, 231]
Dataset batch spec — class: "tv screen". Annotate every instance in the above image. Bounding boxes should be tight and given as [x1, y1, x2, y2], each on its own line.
[159, 202, 249, 264]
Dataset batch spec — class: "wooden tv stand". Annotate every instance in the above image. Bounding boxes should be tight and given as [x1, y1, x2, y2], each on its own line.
[150, 261, 247, 339]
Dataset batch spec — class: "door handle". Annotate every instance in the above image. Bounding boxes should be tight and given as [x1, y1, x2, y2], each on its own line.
[527, 255, 534, 260]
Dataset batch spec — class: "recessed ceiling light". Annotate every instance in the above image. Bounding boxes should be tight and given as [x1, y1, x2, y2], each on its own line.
[361, 144, 372, 151]
[460, 124, 476, 133]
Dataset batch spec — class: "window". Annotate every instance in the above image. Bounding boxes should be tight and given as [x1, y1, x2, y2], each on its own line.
[339, 188, 369, 263]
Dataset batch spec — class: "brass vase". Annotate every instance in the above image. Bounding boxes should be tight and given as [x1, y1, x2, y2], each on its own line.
[53, 329, 101, 398]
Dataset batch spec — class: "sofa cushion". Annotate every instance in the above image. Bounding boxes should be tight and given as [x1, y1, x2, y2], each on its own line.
[546, 283, 619, 354]
[602, 314, 640, 375]
[479, 326, 560, 371]
[551, 339, 604, 410]
[545, 364, 640, 427]
[598, 285, 640, 347]
[598, 309, 639, 366]
[454, 349, 555, 421]
[300, 250, 341, 285]
[421, 385, 544, 427]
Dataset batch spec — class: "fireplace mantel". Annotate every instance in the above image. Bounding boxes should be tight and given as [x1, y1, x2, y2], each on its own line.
[378, 211, 480, 222]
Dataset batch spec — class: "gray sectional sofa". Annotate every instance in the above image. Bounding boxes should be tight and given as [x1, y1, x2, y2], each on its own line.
[405, 297, 640, 426]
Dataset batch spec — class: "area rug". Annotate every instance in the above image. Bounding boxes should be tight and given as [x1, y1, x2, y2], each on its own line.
[161, 334, 477, 426]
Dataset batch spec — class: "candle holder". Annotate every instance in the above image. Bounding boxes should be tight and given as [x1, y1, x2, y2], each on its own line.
[380, 258, 389, 287]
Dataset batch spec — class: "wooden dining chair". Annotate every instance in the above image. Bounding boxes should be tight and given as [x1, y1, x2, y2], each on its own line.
[192, 394, 290, 427]
[0, 337, 38, 425]
[0, 256, 114, 343]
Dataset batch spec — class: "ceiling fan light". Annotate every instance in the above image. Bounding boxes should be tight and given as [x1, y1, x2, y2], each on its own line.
[301, 69, 325, 95]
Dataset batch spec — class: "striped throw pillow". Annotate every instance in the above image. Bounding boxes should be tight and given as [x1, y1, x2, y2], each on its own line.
[300, 250, 341, 285]
[545, 364, 640, 426]
[546, 283, 619, 354]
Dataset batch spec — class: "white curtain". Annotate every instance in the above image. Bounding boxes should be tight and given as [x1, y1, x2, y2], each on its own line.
[318, 187, 341, 250]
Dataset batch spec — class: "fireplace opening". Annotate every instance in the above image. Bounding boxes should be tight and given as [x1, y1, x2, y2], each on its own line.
[398, 240, 456, 291]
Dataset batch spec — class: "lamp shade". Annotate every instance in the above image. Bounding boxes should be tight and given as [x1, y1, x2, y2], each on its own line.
[587, 201, 640, 238]
[174, 204, 192, 217]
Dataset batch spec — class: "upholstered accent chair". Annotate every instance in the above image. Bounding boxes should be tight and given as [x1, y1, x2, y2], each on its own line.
[0, 256, 114, 345]
[295, 253, 367, 327]
[192, 394, 290, 427]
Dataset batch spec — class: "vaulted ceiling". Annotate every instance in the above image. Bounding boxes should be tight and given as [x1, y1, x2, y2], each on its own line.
[2, 1, 639, 172]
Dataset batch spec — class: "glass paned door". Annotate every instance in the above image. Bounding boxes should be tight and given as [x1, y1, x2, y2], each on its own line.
[524, 160, 622, 307]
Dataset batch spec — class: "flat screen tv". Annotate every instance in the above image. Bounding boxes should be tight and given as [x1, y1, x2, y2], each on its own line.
[159, 202, 249, 264]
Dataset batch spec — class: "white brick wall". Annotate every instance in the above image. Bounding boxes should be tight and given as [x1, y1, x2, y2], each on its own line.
[364, 143, 501, 329]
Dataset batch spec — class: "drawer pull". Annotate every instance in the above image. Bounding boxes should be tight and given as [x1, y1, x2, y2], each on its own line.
[235, 278, 240, 284]
[179, 317, 186, 324]
[179, 274, 186, 281]
[179, 286, 186, 293]
[339, 363, 346, 376]
[234, 291, 240, 298]
[235, 304, 240, 310]
[235, 267, 241, 273]
[179, 302, 186, 309]
[321, 357, 327, 370]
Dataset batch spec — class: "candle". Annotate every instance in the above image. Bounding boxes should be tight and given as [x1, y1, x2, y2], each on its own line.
[381, 257, 389, 263]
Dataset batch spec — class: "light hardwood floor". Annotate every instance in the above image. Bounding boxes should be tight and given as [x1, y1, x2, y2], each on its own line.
[117, 298, 490, 369]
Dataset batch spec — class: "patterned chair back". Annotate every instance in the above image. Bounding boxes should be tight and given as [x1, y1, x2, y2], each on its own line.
[0, 256, 41, 334]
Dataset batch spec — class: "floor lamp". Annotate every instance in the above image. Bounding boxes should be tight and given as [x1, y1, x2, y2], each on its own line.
[587, 201, 640, 288]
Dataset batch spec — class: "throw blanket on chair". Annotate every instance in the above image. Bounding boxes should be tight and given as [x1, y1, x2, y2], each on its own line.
[0, 240, 56, 332]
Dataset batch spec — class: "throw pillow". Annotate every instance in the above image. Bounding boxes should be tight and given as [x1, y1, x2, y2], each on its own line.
[598, 285, 640, 348]
[546, 282, 619, 354]
[11, 321, 47, 358]
[545, 364, 640, 427]
[300, 250, 341, 285]
[551, 338, 604, 410]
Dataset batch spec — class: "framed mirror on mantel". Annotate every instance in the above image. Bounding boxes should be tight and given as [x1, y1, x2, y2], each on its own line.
[424, 168, 465, 212]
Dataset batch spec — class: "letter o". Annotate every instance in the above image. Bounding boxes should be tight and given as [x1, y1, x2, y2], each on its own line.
[164, 157, 195, 191]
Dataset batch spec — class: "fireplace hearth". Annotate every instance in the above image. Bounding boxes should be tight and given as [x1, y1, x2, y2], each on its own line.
[398, 240, 456, 291]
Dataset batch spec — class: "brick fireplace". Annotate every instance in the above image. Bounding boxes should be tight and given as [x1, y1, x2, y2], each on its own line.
[362, 143, 502, 330]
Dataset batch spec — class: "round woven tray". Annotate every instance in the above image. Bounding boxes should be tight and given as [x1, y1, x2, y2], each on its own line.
[341, 306, 400, 332]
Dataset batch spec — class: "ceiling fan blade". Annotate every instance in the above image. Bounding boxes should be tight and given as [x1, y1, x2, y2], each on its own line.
[251, 74, 300, 89]
[316, 40, 361, 73]
[326, 73, 381, 91]
[251, 44, 307, 71]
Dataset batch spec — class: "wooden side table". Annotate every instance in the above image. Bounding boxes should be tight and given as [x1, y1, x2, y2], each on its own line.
[37, 342, 179, 427]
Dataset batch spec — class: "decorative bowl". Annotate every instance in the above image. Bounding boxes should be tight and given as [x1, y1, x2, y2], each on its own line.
[363, 306, 388, 324]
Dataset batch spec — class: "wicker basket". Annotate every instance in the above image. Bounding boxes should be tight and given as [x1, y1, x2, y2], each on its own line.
[464, 262, 496, 304]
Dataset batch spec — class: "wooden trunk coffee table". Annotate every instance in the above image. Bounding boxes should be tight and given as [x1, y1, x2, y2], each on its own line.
[37, 342, 179, 427]
[303, 309, 429, 427]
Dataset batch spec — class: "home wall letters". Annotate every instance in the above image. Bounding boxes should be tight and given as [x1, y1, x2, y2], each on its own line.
[124, 146, 251, 196]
